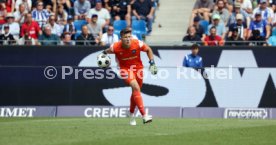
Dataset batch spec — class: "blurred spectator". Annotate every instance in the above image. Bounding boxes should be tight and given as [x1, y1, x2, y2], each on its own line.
[267, 28, 276, 46]
[207, 14, 226, 38]
[224, 0, 234, 12]
[252, 0, 274, 24]
[130, 0, 135, 5]
[76, 25, 97, 45]
[112, 0, 131, 26]
[57, 0, 71, 12]
[248, 29, 266, 46]
[132, 0, 155, 34]
[225, 27, 244, 46]
[103, 0, 112, 12]
[183, 44, 203, 68]
[45, 3, 55, 15]
[191, 0, 214, 25]
[63, 15, 76, 38]
[213, 0, 233, 12]
[273, 6, 276, 27]
[0, 2, 7, 25]
[228, 2, 250, 27]
[252, 0, 258, 9]
[272, 0, 276, 11]
[18, 29, 37, 45]
[38, 24, 60, 45]
[5, 0, 15, 13]
[203, 26, 224, 46]
[14, 3, 27, 25]
[74, 0, 91, 20]
[87, 14, 102, 41]
[47, 15, 62, 36]
[60, 32, 74, 45]
[228, 14, 247, 39]
[38, 0, 55, 11]
[20, 13, 41, 40]
[2, 13, 20, 40]
[191, 16, 205, 39]
[213, 0, 229, 25]
[100, 25, 118, 46]
[32, 2, 50, 27]
[15, 0, 31, 13]
[87, 0, 111, 30]
[183, 26, 201, 43]
[236, 0, 253, 15]
[56, 5, 68, 24]
[248, 12, 270, 40]
[88, 0, 97, 8]
[0, 25, 15, 45]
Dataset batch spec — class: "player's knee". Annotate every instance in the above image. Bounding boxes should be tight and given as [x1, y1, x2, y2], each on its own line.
[132, 85, 140, 92]
[130, 80, 140, 92]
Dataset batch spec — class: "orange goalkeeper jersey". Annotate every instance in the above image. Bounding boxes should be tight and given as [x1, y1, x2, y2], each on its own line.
[111, 39, 149, 69]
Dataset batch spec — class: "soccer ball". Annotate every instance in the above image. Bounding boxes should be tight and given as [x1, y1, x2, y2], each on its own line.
[97, 53, 111, 68]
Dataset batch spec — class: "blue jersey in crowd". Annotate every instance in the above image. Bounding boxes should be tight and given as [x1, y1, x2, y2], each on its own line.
[249, 20, 267, 37]
[183, 54, 203, 68]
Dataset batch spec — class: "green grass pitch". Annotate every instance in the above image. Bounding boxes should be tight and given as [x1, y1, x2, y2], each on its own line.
[0, 118, 275, 145]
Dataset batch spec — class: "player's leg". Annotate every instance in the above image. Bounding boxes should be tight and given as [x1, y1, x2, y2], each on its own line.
[123, 70, 136, 114]
[121, 69, 151, 124]
[129, 79, 152, 124]
[129, 94, 137, 125]
[129, 80, 145, 116]
[120, 69, 137, 125]
[130, 95, 136, 114]
[136, 69, 143, 88]
[129, 97, 137, 126]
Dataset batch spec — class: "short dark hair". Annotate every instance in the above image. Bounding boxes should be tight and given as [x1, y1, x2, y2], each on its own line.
[191, 44, 199, 50]
[61, 32, 71, 39]
[216, 0, 224, 4]
[210, 26, 216, 31]
[120, 28, 132, 37]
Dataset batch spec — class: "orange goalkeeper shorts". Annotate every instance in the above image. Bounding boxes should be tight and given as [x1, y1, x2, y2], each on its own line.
[120, 68, 143, 88]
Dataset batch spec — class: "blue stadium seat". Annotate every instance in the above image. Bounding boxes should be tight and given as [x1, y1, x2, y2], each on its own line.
[74, 20, 88, 33]
[132, 20, 147, 38]
[135, 33, 143, 40]
[113, 20, 128, 37]
[199, 20, 209, 34]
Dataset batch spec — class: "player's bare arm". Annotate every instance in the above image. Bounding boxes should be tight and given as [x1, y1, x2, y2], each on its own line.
[145, 45, 154, 61]
[102, 47, 114, 54]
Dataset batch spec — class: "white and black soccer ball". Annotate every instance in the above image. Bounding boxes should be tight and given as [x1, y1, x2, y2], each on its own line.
[97, 53, 111, 68]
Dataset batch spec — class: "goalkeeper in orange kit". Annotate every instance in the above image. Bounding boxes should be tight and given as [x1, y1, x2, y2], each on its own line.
[100, 28, 158, 125]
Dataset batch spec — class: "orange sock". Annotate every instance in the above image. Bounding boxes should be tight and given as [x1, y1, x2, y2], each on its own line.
[132, 90, 145, 116]
[129, 95, 136, 114]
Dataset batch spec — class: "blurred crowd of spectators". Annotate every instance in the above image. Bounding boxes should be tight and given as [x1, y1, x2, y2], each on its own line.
[0, 0, 157, 46]
[184, 0, 276, 46]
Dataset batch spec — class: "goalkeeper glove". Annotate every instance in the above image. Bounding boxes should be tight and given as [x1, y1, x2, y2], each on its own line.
[149, 60, 157, 75]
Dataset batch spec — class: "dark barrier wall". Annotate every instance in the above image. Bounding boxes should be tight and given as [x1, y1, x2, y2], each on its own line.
[0, 46, 276, 107]
[1, 46, 276, 67]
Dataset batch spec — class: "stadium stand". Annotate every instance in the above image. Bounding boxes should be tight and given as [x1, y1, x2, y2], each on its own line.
[1, 0, 276, 46]
[0, 0, 159, 46]
[184, 0, 276, 46]
[131, 20, 147, 40]
[113, 20, 128, 37]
